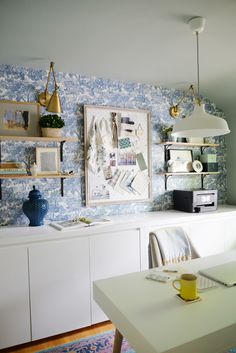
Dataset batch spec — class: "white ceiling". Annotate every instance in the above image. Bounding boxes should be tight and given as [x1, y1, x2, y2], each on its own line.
[0, 0, 236, 117]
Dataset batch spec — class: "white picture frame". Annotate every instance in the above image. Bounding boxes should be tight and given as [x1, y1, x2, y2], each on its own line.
[84, 105, 152, 206]
[168, 149, 193, 162]
[36, 147, 60, 175]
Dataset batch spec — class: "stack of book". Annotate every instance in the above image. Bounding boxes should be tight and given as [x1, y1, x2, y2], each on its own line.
[0, 162, 28, 175]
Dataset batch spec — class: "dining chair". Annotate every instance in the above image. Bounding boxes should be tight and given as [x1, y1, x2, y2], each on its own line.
[149, 226, 199, 268]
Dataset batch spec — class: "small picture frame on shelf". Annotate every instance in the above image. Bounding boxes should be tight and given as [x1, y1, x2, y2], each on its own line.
[0, 100, 40, 137]
[168, 149, 193, 163]
[36, 147, 60, 175]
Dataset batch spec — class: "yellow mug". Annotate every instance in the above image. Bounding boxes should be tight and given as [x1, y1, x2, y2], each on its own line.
[172, 274, 198, 301]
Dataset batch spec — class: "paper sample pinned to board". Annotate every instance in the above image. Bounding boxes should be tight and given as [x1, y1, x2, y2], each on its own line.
[131, 171, 150, 194]
[136, 153, 147, 171]
[119, 137, 131, 149]
[119, 170, 136, 194]
[118, 116, 135, 138]
[108, 168, 121, 188]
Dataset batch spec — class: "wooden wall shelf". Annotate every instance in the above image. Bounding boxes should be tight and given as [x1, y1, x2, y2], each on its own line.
[0, 136, 78, 142]
[157, 171, 221, 190]
[0, 135, 79, 199]
[0, 174, 79, 198]
[0, 174, 79, 179]
[157, 141, 221, 190]
[157, 141, 219, 147]
[157, 172, 220, 176]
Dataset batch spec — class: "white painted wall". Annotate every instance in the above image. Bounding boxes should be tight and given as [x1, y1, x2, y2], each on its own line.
[226, 108, 236, 205]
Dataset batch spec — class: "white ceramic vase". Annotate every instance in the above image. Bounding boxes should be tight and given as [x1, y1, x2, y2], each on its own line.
[30, 163, 38, 177]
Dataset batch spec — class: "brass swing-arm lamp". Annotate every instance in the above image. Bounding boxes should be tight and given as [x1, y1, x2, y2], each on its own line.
[38, 61, 63, 114]
[169, 84, 200, 118]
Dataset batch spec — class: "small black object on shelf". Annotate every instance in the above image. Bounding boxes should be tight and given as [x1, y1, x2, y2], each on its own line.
[176, 137, 187, 143]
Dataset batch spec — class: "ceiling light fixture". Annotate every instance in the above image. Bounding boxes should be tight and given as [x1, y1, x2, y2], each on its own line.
[171, 17, 230, 138]
[38, 61, 63, 114]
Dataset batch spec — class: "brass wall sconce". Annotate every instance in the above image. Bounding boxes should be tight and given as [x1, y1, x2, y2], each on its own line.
[38, 61, 63, 113]
[169, 85, 198, 118]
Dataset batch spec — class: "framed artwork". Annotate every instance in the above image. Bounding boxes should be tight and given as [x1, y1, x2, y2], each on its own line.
[84, 105, 152, 206]
[0, 100, 40, 137]
[36, 147, 60, 175]
[168, 149, 193, 162]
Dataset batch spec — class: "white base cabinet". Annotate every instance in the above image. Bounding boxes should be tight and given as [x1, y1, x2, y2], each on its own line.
[188, 219, 225, 257]
[188, 216, 236, 257]
[90, 229, 140, 324]
[0, 247, 30, 349]
[223, 217, 236, 252]
[29, 238, 90, 340]
[1, 206, 236, 349]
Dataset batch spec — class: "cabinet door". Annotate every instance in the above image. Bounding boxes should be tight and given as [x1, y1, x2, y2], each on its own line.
[29, 237, 90, 340]
[224, 217, 236, 252]
[90, 229, 140, 324]
[188, 219, 225, 257]
[0, 247, 30, 349]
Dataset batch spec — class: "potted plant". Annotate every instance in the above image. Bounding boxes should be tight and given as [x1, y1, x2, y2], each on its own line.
[161, 125, 175, 142]
[39, 114, 65, 137]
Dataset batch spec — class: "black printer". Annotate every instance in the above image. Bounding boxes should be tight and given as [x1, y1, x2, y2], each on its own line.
[173, 189, 218, 213]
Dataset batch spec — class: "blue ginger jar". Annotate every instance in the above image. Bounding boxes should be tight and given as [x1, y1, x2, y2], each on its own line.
[22, 186, 49, 226]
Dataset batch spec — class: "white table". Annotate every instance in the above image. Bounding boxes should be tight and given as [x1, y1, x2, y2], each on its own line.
[93, 250, 236, 353]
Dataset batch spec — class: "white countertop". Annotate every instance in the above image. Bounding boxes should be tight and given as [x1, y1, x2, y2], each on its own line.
[1, 205, 236, 247]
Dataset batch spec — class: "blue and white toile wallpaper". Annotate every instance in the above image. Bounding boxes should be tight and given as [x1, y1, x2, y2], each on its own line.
[0, 64, 227, 225]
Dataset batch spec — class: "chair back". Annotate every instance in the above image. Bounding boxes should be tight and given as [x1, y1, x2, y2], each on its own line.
[149, 226, 199, 268]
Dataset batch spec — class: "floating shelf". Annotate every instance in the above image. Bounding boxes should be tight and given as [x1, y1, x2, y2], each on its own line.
[157, 172, 221, 176]
[157, 172, 221, 190]
[0, 174, 79, 179]
[0, 174, 79, 198]
[0, 135, 79, 199]
[0, 135, 78, 142]
[157, 141, 221, 190]
[157, 141, 219, 147]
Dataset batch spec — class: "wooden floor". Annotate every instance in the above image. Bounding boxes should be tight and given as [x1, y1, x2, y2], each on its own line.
[1, 322, 114, 353]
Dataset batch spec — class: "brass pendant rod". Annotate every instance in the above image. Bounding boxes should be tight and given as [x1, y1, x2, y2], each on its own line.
[174, 84, 196, 108]
[175, 88, 190, 107]
[45, 62, 53, 92]
[50, 61, 58, 89]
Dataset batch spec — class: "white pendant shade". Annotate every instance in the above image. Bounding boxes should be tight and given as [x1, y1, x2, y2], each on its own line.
[172, 103, 230, 138]
[170, 17, 231, 138]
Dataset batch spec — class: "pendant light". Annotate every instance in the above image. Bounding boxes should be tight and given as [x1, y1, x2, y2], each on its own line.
[38, 61, 63, 114]
[171, 17, 230, 138]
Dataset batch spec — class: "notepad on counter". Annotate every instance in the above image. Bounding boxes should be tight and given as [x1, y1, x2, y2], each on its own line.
[50, 217, 111, 231]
